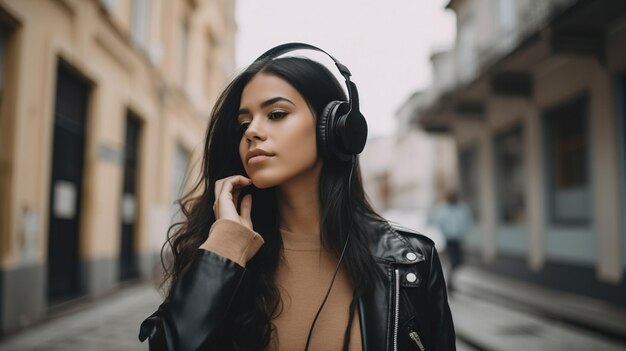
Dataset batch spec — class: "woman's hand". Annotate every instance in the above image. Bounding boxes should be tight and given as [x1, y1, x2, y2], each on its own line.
[213, 175, 253, 231]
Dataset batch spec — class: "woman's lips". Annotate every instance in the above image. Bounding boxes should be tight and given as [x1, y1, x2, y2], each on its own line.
[248, 155, 272, 165]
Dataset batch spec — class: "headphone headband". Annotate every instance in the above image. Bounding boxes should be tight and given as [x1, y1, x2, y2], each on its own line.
[254, 42, 357, 117]
[253, 43, 367, 161]
[254, 42, 352, 78]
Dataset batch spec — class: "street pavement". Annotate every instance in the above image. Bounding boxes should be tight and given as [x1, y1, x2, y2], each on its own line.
[0, 283, 162, 351]
[0, 272, 622, 350]
[450, 266, 626, 351]
[451, 292, 625, 351]
[0, 282, 479, 351]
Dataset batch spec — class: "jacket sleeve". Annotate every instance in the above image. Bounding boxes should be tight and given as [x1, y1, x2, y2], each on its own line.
[426, 246, 457, 350]
[138, 249, 250, 351]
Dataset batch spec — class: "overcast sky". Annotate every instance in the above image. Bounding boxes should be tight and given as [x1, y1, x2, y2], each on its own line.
[234, 0, 456, 138]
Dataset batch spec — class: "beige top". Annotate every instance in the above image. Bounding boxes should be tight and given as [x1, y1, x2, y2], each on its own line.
[200, 219, 362, 351]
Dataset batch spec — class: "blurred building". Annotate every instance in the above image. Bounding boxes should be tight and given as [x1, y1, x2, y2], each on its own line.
[0, 0, 236, 335]
[360, 135, 394, 211]
[406, 0, 626, 307]
[360, 98, 457, 239]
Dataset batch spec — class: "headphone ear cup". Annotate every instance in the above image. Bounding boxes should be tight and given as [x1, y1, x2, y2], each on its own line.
[317, 100, 353, 162]
[317, 100, 343, 161]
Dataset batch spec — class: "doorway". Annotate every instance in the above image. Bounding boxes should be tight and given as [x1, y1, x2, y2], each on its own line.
[47, 62, 90, 304]
[119, 112, 140, 281]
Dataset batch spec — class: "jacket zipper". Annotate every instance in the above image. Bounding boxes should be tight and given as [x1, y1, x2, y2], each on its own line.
[409, 329, 426, 351]
[394, 269, 400, 351]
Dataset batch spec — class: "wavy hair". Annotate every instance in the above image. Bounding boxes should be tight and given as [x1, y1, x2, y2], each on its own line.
[159, 56, 384, 350]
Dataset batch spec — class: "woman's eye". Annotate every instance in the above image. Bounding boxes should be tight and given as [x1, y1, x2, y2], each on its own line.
[269, 111, 288, 120]
[238, 122, 250, 133]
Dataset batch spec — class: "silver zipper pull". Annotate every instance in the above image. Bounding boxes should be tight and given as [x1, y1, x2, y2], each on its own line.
[394, 269, 400, 351]
[409, 330, 426, 351]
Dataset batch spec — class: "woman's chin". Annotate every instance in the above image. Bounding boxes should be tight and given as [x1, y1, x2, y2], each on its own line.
[250, 176, 278, 189]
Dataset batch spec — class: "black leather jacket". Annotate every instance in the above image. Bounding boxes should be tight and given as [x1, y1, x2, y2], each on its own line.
[139, 220, 456, 350]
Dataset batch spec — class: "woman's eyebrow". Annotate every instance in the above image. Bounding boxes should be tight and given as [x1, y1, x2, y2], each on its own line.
[260, 97, 295, 108]
[238, 97, 295, 116]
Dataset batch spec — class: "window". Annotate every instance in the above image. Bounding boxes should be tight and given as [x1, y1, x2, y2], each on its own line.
[0, 24, 6, 104]
[457, 15, 477, 83]
[100, 0, 117, 13]
[494, 124, 526, 224]
[497, 0, 516, 36]
[459, 146, 481, 220]
[0, 23, 7, 239]
[131, 0, 149, 46]
[170, 144, 190, 223]
[204, 32, 216, 99]
[178, 18, 190, 86]
[621, 75, 626, 266]
[378, 172, 391, 209]
[544, 94, 590, 225]
[622, 76, 626, 156]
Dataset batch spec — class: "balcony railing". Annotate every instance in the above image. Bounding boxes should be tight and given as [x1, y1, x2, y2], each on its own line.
[464, 0, 580, 87]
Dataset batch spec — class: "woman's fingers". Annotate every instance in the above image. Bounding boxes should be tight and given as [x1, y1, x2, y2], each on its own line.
[214, 176, 249, 201]
[239, 194, 252, 225]
[213, 176, 252, 223]
[218, 176, 250, 202]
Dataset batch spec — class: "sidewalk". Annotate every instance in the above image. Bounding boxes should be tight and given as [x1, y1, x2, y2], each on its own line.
[451, 266, 626, 351]
[0, 283, 161, 351]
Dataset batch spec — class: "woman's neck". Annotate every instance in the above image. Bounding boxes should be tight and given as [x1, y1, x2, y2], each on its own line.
[277, 161, 322, 237]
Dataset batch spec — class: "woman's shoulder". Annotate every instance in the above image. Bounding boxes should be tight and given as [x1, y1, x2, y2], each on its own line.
[388, 223, 435, 246]
[364, 219, 436, 263]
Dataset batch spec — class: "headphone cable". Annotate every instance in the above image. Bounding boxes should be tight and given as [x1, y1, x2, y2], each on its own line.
[304, 156, 356, 351]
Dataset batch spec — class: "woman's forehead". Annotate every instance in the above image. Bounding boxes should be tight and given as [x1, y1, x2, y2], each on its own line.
[240, 73, 304, 107]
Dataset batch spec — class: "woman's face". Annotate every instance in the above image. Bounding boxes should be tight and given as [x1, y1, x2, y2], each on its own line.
[238, 73, 322, 188]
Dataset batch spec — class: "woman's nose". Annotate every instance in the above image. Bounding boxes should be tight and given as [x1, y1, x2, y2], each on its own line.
[243, 117, 267, 142]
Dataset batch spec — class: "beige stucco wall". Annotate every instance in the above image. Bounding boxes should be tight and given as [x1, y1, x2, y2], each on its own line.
[0, 0, 235, 271]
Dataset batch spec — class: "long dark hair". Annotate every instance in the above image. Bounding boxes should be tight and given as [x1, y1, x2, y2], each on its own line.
[159, 56, 385, 350]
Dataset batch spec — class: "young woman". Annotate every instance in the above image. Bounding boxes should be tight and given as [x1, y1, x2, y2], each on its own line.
[139, 43, 455, 351]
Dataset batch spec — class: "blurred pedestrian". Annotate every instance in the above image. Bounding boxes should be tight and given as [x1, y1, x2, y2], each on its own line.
[430, 190, 473, 293]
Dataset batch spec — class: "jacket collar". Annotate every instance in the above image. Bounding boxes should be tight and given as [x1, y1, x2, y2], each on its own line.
[358, 220, 426, 351]
[367, 220, 425, 264]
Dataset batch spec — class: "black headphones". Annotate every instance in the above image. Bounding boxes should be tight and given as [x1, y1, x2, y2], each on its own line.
[254, 43, 368, 163]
